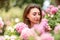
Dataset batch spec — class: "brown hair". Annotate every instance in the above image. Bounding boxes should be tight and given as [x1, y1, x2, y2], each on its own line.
[23, 4, 42, 28]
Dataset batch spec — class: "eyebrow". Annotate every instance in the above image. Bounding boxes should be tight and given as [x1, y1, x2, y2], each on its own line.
[33, 11, 40, 14]
[33, 11, 40, 13]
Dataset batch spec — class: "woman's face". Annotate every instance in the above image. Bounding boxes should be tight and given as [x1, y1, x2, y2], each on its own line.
[27, 8, 41, 24]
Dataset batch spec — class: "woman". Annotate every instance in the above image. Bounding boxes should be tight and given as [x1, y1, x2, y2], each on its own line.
[23, 4, 42, 28]
[22, 3, 51, 33]
[16, 4, 51, 40]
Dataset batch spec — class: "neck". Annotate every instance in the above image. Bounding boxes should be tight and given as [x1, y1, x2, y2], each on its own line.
[30, 22, 34, 28]
[28, 22, 34, 28]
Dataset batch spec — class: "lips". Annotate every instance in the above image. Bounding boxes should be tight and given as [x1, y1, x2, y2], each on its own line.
[34, 18, 39, 21]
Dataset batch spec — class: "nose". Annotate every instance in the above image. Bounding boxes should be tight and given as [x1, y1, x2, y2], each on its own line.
[36, 14, 40, 18]
[35, 15, 40, 20]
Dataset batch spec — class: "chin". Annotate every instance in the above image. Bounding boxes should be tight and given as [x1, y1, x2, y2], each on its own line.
[34, 22, 39, 24]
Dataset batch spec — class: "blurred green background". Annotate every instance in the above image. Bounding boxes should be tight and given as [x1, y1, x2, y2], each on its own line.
[0, 0, 45, 26]
[0, 0, 57, 26]
[0, 0, 60, 40]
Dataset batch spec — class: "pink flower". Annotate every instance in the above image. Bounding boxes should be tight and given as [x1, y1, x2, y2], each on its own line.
[54, 24, 60, 34]
[15, 22, 28, 34]
[6, 21, 11, 26]
[41, 18, 48, 24]
[0, 36, 5, 40]
[20, 28, 35, 40]
[33, 24, 45, 35]
[45, 8, 50, 13]
[58, 5, 60, 9]
[49, 5, 54, 9]
[41, 18, 51, 31]
[45, 5, 58, 16]
[50, 7, 58, 14]
[0, 19, 4, 28]
[42, 11, 46, 17]
[40, 33, 54, 40]
[46, 5, 54, 13]
[33, 18, 51, 35]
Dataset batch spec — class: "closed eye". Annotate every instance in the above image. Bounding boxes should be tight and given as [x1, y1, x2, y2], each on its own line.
[33, 12, 36, 16]
[38, 12, 40, 15]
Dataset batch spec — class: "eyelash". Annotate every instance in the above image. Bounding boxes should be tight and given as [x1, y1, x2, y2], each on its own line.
[33, 13, 40, 16]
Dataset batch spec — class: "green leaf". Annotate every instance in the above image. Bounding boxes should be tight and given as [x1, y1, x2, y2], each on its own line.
[28, 36, 35, 40]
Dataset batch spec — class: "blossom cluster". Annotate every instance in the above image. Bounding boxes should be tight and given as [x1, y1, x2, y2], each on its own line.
[15, 19, 54, 40]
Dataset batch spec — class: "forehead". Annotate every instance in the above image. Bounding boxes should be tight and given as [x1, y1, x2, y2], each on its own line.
[30, 8, 40, 12]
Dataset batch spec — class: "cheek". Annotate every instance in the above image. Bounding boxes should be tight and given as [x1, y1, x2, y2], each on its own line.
[34, 16, 40, 20]
[38, 16, 40, 20]
[28, 15, 35, 21]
